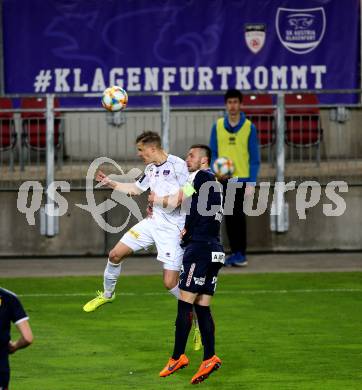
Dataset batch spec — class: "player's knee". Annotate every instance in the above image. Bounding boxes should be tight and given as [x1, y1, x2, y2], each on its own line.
[164, 278, 177, 290]
[163, 269, 179, 290]
[25, 334, 34, 345]
[108, 249, 123, 264]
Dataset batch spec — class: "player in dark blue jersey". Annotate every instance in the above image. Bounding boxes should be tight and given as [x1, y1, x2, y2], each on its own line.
[150, 145, 224, 384]
[0, 288, 33, 390]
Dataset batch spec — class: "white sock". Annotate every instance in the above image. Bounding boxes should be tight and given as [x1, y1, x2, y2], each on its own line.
[168, 285, 180, 299]
[103, 259, 122, 298]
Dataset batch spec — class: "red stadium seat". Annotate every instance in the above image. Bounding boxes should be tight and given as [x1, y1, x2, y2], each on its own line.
[243, 94, 275, 147]
[21, 97, 62, 149]
[0, 98, 16, 150]
[285, 94, 322, 147]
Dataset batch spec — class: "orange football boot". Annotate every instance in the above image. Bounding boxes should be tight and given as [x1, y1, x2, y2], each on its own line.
[191, 355, 222, 384]
[159, 354, 189, 377]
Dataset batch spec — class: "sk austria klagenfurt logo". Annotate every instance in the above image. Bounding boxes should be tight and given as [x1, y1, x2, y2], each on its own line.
[276, 7, 326, 54]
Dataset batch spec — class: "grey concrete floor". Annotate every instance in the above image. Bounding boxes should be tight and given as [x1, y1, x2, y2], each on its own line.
[0, 252, 361, 278]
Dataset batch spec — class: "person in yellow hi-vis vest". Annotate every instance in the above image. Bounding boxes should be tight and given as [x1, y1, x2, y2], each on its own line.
[209, 89, 260, 267]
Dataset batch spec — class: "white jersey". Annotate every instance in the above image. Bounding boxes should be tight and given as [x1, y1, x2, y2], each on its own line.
[135, 154, 188, 225]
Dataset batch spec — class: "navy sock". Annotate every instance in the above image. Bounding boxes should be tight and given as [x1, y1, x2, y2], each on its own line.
[194, 304, 215, 360]
[172, 300, 193, 360]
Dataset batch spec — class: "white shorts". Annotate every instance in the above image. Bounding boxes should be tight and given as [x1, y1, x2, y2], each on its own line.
[120, 217, 184, 271]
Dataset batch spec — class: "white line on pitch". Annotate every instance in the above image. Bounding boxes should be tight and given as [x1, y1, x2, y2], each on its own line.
[16, 288, 362, 298]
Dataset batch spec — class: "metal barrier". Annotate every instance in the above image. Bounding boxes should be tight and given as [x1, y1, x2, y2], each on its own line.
[1, 91, 362, 192]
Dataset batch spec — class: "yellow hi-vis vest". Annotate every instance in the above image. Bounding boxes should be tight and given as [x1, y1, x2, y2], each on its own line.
[216, 117, 251, 178]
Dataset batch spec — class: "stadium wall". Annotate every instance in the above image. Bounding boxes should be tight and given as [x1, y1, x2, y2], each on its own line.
[0, 187, 361, 257]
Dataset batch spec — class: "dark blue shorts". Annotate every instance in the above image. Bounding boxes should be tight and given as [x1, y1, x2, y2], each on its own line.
[0, 370, 9, 389]
[179, 242, 225, 296]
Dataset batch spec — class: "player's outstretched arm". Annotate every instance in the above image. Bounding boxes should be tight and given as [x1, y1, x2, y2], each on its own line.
[96, 170, 143, 196]
[149, 182, 196, 209]
[8, 320, 33, 354]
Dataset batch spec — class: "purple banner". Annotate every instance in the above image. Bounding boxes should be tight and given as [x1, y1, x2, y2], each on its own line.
[2, 0, 360, 104]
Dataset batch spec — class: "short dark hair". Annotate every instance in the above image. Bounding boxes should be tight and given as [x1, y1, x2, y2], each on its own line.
[136, 131, 161, 148]
[224, 89, 243, 103]
[190, 144, 211, 165]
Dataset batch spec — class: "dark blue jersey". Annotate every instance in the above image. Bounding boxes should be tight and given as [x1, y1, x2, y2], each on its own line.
[0, 288, 28, 370]
[182, 169, 223, 245]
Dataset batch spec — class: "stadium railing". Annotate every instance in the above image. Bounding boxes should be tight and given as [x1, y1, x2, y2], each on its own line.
[20, 97, 64, 171]
[0, 90, 361, 192]
[241, 93, 275, 164]
[0, 97, 16, 171]
[285, 93, 323, 166]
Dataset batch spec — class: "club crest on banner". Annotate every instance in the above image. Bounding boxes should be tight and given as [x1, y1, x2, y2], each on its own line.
[276, 7, 326, 54]
[245, 24, 266, 54]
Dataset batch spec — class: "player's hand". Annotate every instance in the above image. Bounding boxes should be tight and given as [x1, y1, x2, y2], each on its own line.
[147, 191, 155, 217]
[216, 174, 230, 182]
[148, 191, 156, 204]
[180, 228, 186, 239]
[8, 341, 17, 354]
[96, 170, 113, 188]
[245, 184, 255, 197]
[146, 203, 153, 218]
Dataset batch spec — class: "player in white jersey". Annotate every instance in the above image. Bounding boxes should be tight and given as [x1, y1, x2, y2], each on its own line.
[83, 131, 188, 312]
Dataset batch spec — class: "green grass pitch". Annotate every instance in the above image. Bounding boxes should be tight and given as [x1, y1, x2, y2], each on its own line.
[1, 272, 361, 389]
